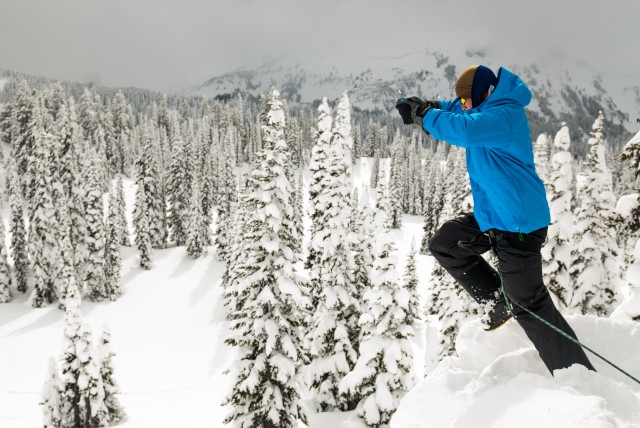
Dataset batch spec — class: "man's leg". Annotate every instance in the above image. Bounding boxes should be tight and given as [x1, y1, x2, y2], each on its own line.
[428, 213, 502, 304]
[495, 228, 595, 373]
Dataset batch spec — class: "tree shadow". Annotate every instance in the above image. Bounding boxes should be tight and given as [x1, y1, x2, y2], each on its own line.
[1, 294, 99, 339]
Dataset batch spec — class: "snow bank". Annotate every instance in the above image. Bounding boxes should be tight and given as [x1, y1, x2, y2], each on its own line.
[392, 317, 640, 428]
[615, 193, 640, 218]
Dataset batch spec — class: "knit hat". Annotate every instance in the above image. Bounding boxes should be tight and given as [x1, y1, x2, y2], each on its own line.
[455, 65, 497, 107]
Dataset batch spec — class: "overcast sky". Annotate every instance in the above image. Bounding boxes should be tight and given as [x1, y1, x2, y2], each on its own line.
[1, 0, 638, 93]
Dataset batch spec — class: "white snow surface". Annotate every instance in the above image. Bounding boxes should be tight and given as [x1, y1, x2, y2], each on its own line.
[392, 317, 640, 428]
[616, 193, 640, 218]
[1, 165, 640, 427]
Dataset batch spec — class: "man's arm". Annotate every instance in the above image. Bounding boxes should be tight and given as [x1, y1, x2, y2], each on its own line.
[422, 107, 511, 149]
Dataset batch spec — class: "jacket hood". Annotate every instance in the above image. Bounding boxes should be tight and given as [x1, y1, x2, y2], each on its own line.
[481, 67, 532, 109]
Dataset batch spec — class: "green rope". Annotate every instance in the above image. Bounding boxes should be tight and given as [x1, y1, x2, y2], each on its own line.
[491, 247, 640, 386]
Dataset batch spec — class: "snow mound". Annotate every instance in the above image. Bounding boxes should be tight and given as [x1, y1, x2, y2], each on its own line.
[392, 317, 640, 428]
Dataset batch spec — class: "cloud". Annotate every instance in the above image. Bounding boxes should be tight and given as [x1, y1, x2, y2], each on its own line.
[0, 0, 637, 92]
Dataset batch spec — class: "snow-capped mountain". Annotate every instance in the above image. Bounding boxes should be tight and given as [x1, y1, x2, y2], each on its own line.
[189, 48, 639, 147]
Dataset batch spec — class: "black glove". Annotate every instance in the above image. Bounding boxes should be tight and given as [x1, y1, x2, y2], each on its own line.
[395, 99, 413, 124]
[396, 97, 440, 126]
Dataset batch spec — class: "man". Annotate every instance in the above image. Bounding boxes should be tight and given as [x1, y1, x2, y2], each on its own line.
[396, 65, 594, 374]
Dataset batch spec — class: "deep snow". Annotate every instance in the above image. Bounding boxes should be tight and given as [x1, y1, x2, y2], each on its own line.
[1, 160, 639, 427]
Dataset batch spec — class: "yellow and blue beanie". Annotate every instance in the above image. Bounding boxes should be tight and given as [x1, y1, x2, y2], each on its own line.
[455, 65, 497, 107]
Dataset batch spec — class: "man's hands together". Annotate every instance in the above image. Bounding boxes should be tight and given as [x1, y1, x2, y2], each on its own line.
[395, 97, 440, 126]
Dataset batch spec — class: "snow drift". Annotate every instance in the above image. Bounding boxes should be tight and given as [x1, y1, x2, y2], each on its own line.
[392, 316, 640, 428]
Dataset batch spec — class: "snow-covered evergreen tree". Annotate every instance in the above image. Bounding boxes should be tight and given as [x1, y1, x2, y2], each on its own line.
[0, 196, 12, 303]
[375, 167, 392, 231]
[113, 175, 130, 247]
[351, 189, 376, 305]
[134, 182, 153, 270]
[111, 92, 134, 174]
[569, 112, 620, 315]
[389, 130, 405, 229]
[369, 151, 380, 189]
[28, 95, 59, 307]
[41, 357, 63, 428]
[185, 175, 209, 259]
[339, 199, 415, 427]
[215, 125, 238, 262]
[306, 97, 332, 277]
[6, 159, 29, 293]
[542, 123, 574, 308]
[223, 89, 308, 428]
[84, 153, 108, 301]
[403, 239, 421, 325]
[104, 190, 123, 301]
[420, 147, 445, 254]
[534, 133, 551, 185]
[307, 94, 360, 411]
[133, 122, 166, 249]
[59, 283, 107, 427]
[97, 325, 126, 425]
[291, 169, 304, 254]
[10, 80, 35, 197]
[167, 122, 190, 246]
[619, 128, 640, 253]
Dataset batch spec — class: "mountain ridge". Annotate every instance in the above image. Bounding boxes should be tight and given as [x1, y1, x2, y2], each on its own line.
[188, 48, 639, 148]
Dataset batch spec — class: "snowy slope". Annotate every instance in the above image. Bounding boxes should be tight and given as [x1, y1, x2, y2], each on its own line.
[391, 318, 640, 428]
[1, 160, 640, 427]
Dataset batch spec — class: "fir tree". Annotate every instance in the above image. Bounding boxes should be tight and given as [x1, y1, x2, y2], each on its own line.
[29, 96, 58, 307]
[215, 125, 238, 262]
[111, 92, 134, 174]
[307, 94, 360, 411]
[10, 80, 36, 197]
[59, 283, 107, 427]
[389, 130, 405, 229]
[339, 203, 415, 427]
[570, 112, 620, 315]
[104, 191, 123, 301]
[375, 167, 392, 231]
[185, 175, 209, 259]
[0, 198, 10, 303]
[403, 239, 422, 325]
[97, 325, 126, 425]
[306, 98, 332, 276]
[542, 123, 574, 308]
[55, 98, 82, 202]
[363, 121, 381, 158]
[619, 128, 640, 249]
[351, 190, 376, 305]
[291, 170, 304, 254]
[133, 122, 167, 249]
[134, 180, 153, 270]
[369, 151, 380, 189]
[114, 175, 130, 247]
[223, 89, 308, 428]
[84, 153, 108, 301]
[534, 133, 551, 185]
[70, 153, 90, 288]
[167, 121, 189, 246]
[41, 357, 63, 428]
[420, 148, 445, 254]
[6, 160, 28, 293]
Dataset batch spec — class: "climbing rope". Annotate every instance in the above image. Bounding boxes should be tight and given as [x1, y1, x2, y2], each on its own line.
[490, 246, 640, 386]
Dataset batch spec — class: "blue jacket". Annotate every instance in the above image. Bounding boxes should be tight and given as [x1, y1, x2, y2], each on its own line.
[422, 67, 550, 233]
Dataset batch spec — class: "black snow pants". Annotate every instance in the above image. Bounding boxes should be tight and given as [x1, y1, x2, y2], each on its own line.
[428, 212, 595, 374]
